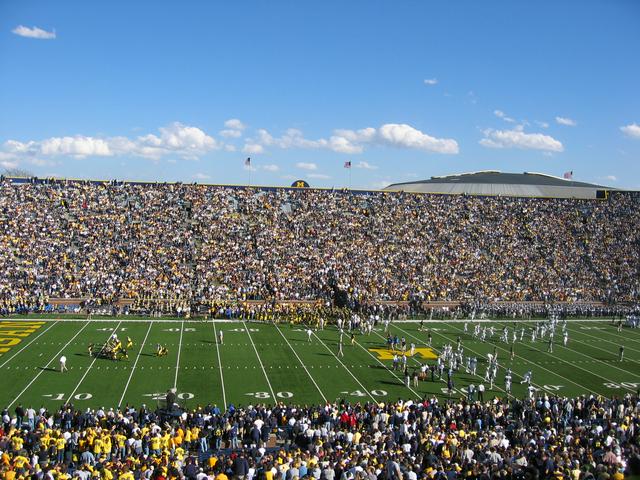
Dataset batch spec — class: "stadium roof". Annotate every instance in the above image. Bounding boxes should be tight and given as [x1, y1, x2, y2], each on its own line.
[384, 171, 614, 199]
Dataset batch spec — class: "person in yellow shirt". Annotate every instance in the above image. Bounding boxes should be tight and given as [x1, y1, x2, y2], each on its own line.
[100, 465, 114, 480]
[150, 435, 162, 456]
[2, 466, 17, 480]
[119, 466, 135, 480]
[214, 470, 229, 480]
[10, 436, 23, 453]
[11, 456, 29, 472]
[93, 437, 103, 460]
[56, 436, 66, 464]
[115, 433, 127, 460]
[102, 435, 112, 461]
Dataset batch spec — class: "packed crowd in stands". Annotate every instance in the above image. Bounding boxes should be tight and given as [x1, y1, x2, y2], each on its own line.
[0, 178, 639, 316]
[2, 393, 640, 479]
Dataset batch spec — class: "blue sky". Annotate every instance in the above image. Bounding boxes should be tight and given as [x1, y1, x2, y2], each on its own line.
[1, 0, 639, 189]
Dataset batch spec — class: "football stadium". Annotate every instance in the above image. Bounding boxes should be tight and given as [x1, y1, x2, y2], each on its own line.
[1, 173, 639, 478]
[3, 1, 640, 479]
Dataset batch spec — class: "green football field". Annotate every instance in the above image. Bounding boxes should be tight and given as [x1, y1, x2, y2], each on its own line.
[1, 317, 639, 412]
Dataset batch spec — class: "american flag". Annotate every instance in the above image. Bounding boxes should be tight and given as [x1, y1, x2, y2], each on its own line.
[563, 171, 573, 179]
[244, 157, 251, 166]
[344, 161, 351, 169]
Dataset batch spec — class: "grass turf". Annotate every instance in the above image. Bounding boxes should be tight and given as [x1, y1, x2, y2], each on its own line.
[1, 318, 639, 412]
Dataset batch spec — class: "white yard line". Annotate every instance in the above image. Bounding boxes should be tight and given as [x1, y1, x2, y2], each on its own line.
[174, 321, 184, 389]
[310, 330, 377, 403]
[274, 325, 327, 403]
[355, 331, 423, 398]
[388, 324, 511, 396]
[211, 320, 227, 410]
[562, 330, 640, 367]
[0, 321, 59, 369]
[66, 321, 123, 403]
[8, 321, 92, 409]
[118, 321, 154, 407]
[442, 321, 608, 397]
[528, 343, 636, 393]
[491, 320, 637, 394]
[552, 341, 640, 379]
[243, 321, 276, 401]
[566, 326, 640, 355]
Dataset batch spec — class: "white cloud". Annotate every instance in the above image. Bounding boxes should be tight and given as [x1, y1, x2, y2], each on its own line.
[296, 162, 317, 171]
[27, 158, 57, 167]
[12, 25, 56, 40]
[620, 123, 640, 139]
[371, 180, 391, 189]
[224, 119, 246, 130]
[424, 78, 438, 85]
[193, 173, 210, 180]
[1, 160, 19, 170]
[44, 136, 112, 157]
[4, 122, 222, 161]
[262, 164, 279, 172]
[136, 122, 220, 158]
[605, 175, 617, 181]
[224, 144, 237, 152]
[494, 110, 516, 123]
[242, 143, 264, 154]
[536, 121, 550, 129]
[378, 124, 459, 154]
[480, 126, 564, 152]
[246, 123, 458, 155]
[354, 161, 378, 170]
[220, 119, 246, 138]
[556, 116, 577, 127]
[306, 173, 330, 180]
[219, 129, 242, 138]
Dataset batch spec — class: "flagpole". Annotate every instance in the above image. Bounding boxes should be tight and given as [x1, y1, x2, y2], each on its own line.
[349, 166, 352, 190]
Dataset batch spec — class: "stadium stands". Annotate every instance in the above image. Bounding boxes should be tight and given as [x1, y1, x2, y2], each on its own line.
[1, 394, 639, 479]
[0, 178, 639, 316]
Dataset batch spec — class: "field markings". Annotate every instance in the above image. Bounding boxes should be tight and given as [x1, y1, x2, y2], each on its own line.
[490, 320, 639, 393]
[358, 329, 422, 398]
[274, 324, 327, 403]
[552, 340, 640, 379]
[8, 321, 92, 408]
[66, 321, 123, 403]
[174, 321, 184, 389]
[444, 321, 608, 397]
[561, 330, 640, 369]
[211, 320, 227, 410]
[243, 321, 276, 401]
[567, 326, 640, 356]
[310, 330, 377, 403]
[118, 321, 154, 407]
[0, 321, 59, 369]
[389, 324, 512, 396]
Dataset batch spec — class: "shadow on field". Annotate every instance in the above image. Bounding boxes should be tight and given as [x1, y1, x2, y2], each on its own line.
[38, 366, 58, 372]
[139, 353, 156, 357]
